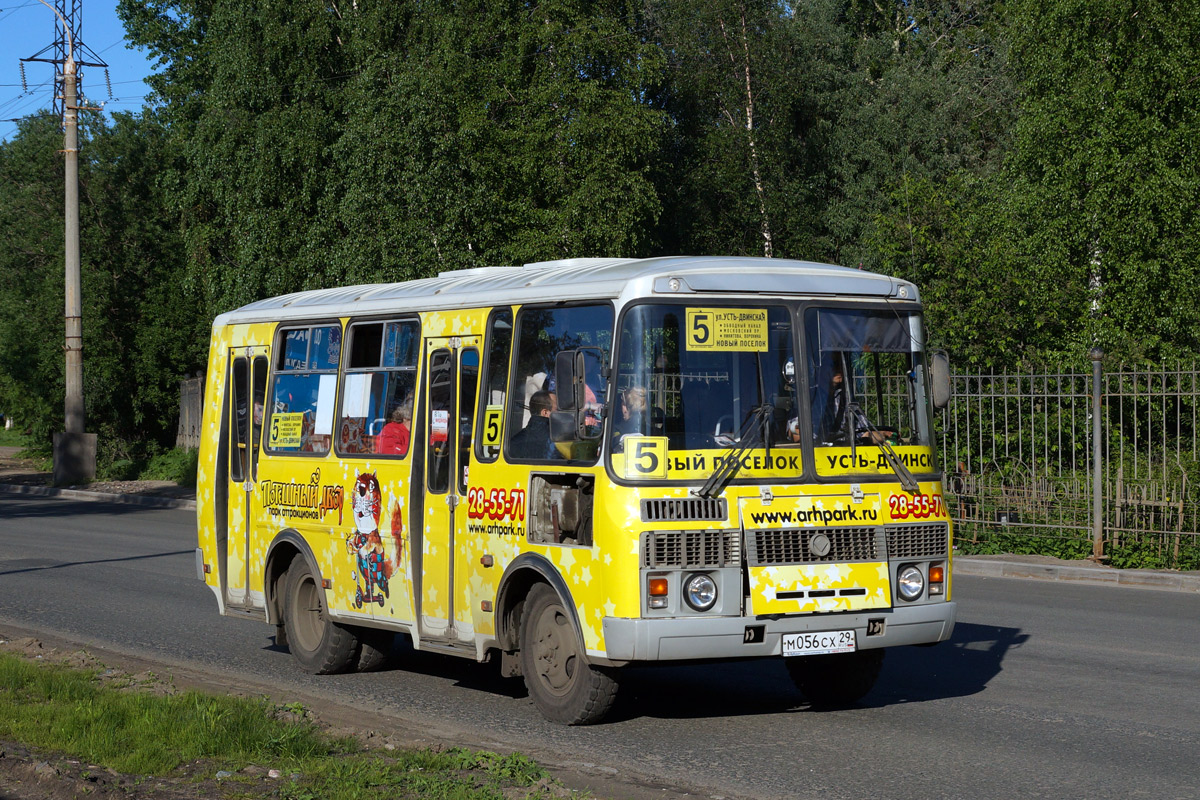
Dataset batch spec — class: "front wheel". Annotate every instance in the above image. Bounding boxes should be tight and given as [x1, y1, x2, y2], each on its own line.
[519, 584, 617, 725]
[282, 559, 359, 674]
[786, 649, 884, 708]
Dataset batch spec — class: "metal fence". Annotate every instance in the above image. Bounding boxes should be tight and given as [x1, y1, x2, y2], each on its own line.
[939, 359, 1200, 569]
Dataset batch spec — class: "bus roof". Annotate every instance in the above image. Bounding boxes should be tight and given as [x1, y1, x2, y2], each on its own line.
[214, 256, 919, 326]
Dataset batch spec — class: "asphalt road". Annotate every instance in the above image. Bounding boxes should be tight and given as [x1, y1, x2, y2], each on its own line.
[1, 493, 1197, 800]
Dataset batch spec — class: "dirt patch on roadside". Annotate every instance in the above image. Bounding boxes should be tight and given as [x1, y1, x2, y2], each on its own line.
[0, 447, 51, 487]
[0, 741, 246, 800]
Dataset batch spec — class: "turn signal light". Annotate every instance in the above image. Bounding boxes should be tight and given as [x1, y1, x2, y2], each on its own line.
[929, 564, 945, 595]
[648, 576, 669, 609]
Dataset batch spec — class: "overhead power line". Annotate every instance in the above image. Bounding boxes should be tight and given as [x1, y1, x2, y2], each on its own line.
[19, 0, 109, 121]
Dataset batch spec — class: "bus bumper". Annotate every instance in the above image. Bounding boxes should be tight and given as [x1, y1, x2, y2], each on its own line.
[600, 601, 955, 663]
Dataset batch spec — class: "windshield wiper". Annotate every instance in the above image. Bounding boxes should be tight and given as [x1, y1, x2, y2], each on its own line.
[697, 403, 773, 500]
[848, 402, 919, 494]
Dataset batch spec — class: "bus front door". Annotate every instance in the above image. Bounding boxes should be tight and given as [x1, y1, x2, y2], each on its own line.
[223, 346, 269, 609]
[417, 337, 480, 643]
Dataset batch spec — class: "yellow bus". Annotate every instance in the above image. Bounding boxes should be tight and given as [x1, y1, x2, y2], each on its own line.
[196, 256, 956, 724]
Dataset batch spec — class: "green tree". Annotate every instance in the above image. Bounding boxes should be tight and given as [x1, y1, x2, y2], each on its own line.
[120, 0, 669, 310]
[0, 116, 66, 442]
[1002, 0, 1200, 363]
[813, 0, 1015, 271]
[0, 111, 201, 461]
[80, 113, 202, 463]
[651, 0, 814, 258]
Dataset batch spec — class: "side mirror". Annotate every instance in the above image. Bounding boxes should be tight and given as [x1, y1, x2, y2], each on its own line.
[555, 350, 583, 412]
[553, 347, 605, 440]
[929, 351, 951, 409]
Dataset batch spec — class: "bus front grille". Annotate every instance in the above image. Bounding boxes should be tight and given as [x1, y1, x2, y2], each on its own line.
[643, 530, 741, 568]
[884, 523, 949, 560]
[746, 527, 884, 566]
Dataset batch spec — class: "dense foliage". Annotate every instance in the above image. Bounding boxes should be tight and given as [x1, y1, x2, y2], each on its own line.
[1, 0, 1197, 469]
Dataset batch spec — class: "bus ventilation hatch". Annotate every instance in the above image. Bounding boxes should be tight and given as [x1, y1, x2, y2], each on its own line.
[640, 497, 728, 523]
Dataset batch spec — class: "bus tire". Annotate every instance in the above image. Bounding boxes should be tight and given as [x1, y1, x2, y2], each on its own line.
[355, 628, 394, 672]
[519, 583, 617, 725]
[786, 648, 884, 708]
[282, 559, 359, 674]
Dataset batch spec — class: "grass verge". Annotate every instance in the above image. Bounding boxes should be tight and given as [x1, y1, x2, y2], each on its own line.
[0, 428, 29, 447]
[0, 649, 572, 800]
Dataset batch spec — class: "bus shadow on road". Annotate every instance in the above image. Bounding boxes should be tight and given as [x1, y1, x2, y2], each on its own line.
[262, 622, 1028, 722]
[601, 621, 1028, 722]
[872, 621, 1029, 704]
[264, 633, 531, 699]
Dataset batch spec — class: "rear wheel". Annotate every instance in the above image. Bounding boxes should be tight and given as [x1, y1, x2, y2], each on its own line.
[786, 649, 884, 708]
[519, 583, 617, 725]
[282, 559, 359, 674]
[355, 627, 394, 672]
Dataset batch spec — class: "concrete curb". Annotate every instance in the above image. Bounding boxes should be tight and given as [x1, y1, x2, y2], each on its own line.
[954, 556, 1200, 593]
[0, 482, 196, 511]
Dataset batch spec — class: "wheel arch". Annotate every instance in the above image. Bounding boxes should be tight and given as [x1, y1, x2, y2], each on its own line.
[264, 529, 321, 626]
[495, 553, 583, 655]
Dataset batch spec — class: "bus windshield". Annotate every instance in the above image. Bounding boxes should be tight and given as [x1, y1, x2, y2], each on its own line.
[611, 303, 798, 453]
[609, 302, 935, 481]
[804, 307, 932, 450]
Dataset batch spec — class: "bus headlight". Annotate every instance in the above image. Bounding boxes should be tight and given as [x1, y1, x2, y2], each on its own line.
[683, 573, 718, 612]
[897, 565, 924, 602]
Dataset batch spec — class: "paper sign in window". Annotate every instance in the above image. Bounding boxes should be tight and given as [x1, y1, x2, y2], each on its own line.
[269, 413, 304, 448]
[685, 308, 768, 352]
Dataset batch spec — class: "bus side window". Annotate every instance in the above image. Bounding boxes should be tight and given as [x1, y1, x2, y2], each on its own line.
[267, 324, 341, 455]
[426, 349, 454, 494]
[476, 309, 512, 462]
[338, 320, 418, 457]
[458, 348, 479, 492]
[507, 303, 613, 463]
[250, 356, 268, 477]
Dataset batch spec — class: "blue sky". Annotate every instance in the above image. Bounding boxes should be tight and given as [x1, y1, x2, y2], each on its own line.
[0, 0, 158, 142]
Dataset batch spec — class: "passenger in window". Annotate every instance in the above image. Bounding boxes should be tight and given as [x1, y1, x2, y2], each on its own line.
[251, 393, 265, 448]
[509, 390, 561, 460]
[376, 402, 412, 456]
[611, 386, 647, 452]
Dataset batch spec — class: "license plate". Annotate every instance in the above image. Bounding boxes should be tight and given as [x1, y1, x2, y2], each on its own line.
[782, 629, 857, 656]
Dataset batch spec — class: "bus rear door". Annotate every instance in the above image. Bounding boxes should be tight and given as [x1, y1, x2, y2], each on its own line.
[223, 346, 268, 609]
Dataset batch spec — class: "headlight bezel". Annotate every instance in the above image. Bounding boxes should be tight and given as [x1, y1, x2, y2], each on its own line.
[682, 572, 718, 612]
[896, 564, 925, 602]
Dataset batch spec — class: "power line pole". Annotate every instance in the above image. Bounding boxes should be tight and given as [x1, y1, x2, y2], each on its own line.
[63, 57, 83, 438]
[23, 0, 98, 484]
